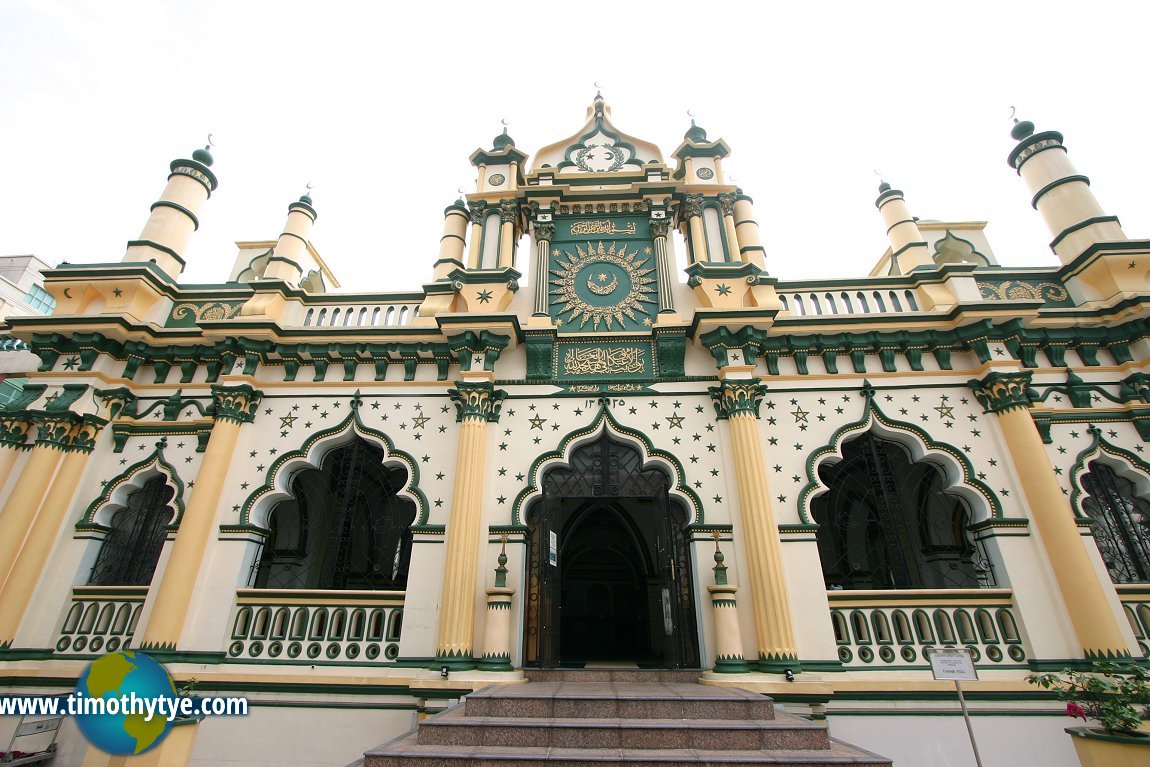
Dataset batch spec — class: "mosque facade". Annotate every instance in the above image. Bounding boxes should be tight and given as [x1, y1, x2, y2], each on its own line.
[0, 96, 1148, 766]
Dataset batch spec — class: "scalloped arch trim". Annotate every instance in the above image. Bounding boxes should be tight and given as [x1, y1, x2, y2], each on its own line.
[79, 444, 184, 529]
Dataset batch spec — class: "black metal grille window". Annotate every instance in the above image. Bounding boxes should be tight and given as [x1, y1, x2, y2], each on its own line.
[89, 476, 175, 586]
[812, 432, 982, 590]
[254, 438, 416, 590]
[1081, 461, 1150, 583]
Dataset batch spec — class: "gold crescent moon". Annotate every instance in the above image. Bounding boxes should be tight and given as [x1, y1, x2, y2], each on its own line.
[587, 272, 619, 295]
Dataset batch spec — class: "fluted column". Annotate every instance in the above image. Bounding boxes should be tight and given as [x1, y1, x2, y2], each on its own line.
[533, 222, 554, 317]
[0, 415, 71, 594]
[707, 534, 750, 673]
[718, 193, 742, 264]
[437, 381, 505, 668]
[0, 415, 104, 644]
[710, 375, 798, 672]
[969, 372, 1130, 658]
[651, 219, 676, 314]
[497, 200, 517, 269]
[140, 385, 262, 649]
[684, 194, 707, 263]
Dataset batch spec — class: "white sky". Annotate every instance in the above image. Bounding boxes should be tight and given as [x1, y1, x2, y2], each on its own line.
[2, 1, 1148, 293]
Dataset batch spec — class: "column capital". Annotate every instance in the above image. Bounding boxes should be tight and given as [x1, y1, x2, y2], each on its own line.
[533, 222, 555, 241]
[650, 219, 672, 238]
[969, 371, 1034, 414]
[0, 414, 33, 449]
[683, 193, 704, 219]
[468, 202, 486, 224]
[499, 199, 519, 223]
[210, 384, 263, 425]
[30, 412, 79, 451]
[717, 192, 738, 216]
[449, 381, 507, 423]
[709, 379, 767, 420]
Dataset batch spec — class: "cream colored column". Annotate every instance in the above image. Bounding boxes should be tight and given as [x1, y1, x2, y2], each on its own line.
[711, 373, 798, 672]
[0, 415, 70, 594]
[651, 219, 676, 314]
[707, 534, 750, 673]
[0, 416, 104, 643]
[434, 201, 470, 280]
[140, 385, 261, 649]
[263, 195, 318, 284]
[1008, 120, 1126, 264]
[718, 193, 742, 263]
[436, 380, 504, 668]
[875, 182, 932, 273]
[124, 145, 218, 280]
[467, 204, 485, 269]
[732, 194, 766, 268]
[477, 536, 515, 671]
[684, 194, 708, 262]
[970, 372, 1130, 658]
[497, 200, 517, 269]
[532, 222, 554, 317]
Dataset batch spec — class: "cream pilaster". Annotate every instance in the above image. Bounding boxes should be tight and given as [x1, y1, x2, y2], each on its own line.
[0, 414, 71, 594]
[710, 374, 798, 672]
[707, 534, 750, 673]
[732, 193, 766, 268]
[0, 414, 33, 494]
[532, 222, 554, 317]
[0, 416, 104, 644]
[467, 203, 485, 269]
[140, 384, 261, 649]
[651, 219, 676, 314]
[497, 200, 517, 269]
[970, 372, 1131, 658]
[436, 379, 505, 668]
[684, 194, 707, 262]
[718, 193, 742, 263]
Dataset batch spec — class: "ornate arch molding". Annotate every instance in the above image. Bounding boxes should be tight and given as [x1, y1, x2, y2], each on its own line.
[1068, 427, 1150, 520]
[77, 439, 184, 532]
[236, 404, 428, 531]
[511, 404, 703, 527]
[796, 390, 1002, 526]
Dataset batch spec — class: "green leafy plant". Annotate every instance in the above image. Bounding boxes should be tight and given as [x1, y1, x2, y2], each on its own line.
[1027, 663, 1150, 735]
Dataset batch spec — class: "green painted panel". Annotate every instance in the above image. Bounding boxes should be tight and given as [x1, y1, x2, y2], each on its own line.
[554, 339, 652, 381]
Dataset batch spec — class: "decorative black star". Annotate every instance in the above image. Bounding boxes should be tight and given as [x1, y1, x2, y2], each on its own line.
[497, 495, 507, 504]
[257, 464, 265, 471]
[435, 472, 445, 481]
[320, 411, 329, 419]
[441, 405, 450, 413]
[476, 290, 493, 304]
[793, 443, 803, 451]
[62, 356, 80, 370]
[988, 458, 997, 466]
[666, 413, 685, 429]
[710, 469, 719, 477]
[651, 422, 661, 430]
[1000, 489, 1010, 497]
[112, 288, 123, 297]
[695, 481, 703, 489]
[394, 402, 403, 410]
[649, 400, 659, 408]
[715, 284, 732, 296]
[533, 437, 541, 444]
[672, 437, 681, 445]
[412, 415, 430, 429]
[777, 495, 787, 503]
[435, 498, 443, 507]
[773, 464, 783, 472]
[304, 422, 312, 428]
[119, 458, 126, 465]
[695, 405, 704, 414]
[439, 425, 446, 433]
[768, 437, 778, 445]
[835, 406, 844, 415]
[421, 455, 430, 463]
[574, 408, 583, 416]
[499, 442, 508, 450]
[706, 424, 714, 432]
[516, 473, 525, 482]
[498, 467, 507, 476]
[690, 455, 699, 463]
[529, 416, 546, 430]
[706, 443, 716, 452]
[240, 482, 249, 489]
[629, 406, 637, 415]
[552, 423, 559, 430]
[713, 494, 724, 503]
[977, 472, 987, 480]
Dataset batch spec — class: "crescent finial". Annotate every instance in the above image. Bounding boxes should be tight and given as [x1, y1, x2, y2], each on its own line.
[1009, 105, 1017, 121]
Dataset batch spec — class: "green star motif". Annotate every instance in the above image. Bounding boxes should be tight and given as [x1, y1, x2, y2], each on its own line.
[715, 283, 732, 296]
[476, 290, 493, 304]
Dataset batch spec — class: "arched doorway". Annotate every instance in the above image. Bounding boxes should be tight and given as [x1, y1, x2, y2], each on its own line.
[524, 433, 699, 668]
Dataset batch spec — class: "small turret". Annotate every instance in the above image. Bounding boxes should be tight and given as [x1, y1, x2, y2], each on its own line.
[263, 192, 320, 288]
[874, 181, 932, 274]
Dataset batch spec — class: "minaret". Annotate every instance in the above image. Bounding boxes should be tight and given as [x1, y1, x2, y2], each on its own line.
[263, 192, 319, 286]
[467, 128, 528, 270]
[123, 142, 218, 280]
[874, 181, 932, 273]
[1008, 117, 1126, 263]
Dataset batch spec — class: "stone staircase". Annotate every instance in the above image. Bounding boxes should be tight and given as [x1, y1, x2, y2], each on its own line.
[356, 671, 890, 766]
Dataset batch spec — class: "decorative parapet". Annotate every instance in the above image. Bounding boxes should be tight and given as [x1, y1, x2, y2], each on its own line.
[969, 372, 1034, 414]
[448, 381, 506, 423]
[977, 278, 1074, 307]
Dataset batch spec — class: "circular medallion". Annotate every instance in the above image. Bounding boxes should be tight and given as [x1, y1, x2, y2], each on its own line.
[550, 241, 656, 330]
[695, 167, 715, 180]
[575, 144, 625, 173]
[487, 173, 506, 186]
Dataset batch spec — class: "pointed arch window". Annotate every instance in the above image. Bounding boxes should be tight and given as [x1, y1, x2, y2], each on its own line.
[89, 476, 175, 586]
[1081, 461, 1150, 583]
[812, 432, 981, 590]
[254, 438, 416, 590]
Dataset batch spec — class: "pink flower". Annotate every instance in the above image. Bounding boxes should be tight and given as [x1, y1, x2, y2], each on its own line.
[1066, 703, 1087, 720]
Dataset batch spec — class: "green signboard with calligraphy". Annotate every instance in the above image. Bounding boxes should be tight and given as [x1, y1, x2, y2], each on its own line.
[548, 215, 658, 333]
[554, 339, 653, 381]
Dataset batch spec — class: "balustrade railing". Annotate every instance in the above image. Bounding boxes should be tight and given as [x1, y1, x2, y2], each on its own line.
[228, 589, 405, 664]
[778, 287, 922, 318]
[54, 586, 147, 656]
[1116, 584, 1150, 657]
[827, 589, 1027, 668]
[296, 302, 419, 328]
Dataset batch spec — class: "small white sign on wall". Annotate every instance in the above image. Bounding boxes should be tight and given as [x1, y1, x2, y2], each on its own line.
[928, 648, 978, 681]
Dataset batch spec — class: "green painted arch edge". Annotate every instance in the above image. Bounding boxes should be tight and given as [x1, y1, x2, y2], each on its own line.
[556, 115, 643, 172]
[796, 396, 1003, 526]
[237, 409, 429, 529]
[1067, 429, 1150, 522]
[510, 405, 704, 527]
[78, 443, 186, 530]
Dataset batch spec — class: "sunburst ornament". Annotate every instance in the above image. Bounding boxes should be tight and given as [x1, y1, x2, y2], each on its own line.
[550, 241, 657, 331]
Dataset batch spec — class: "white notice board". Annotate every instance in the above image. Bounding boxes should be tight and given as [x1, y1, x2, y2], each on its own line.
[928, 648, 978, 681]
